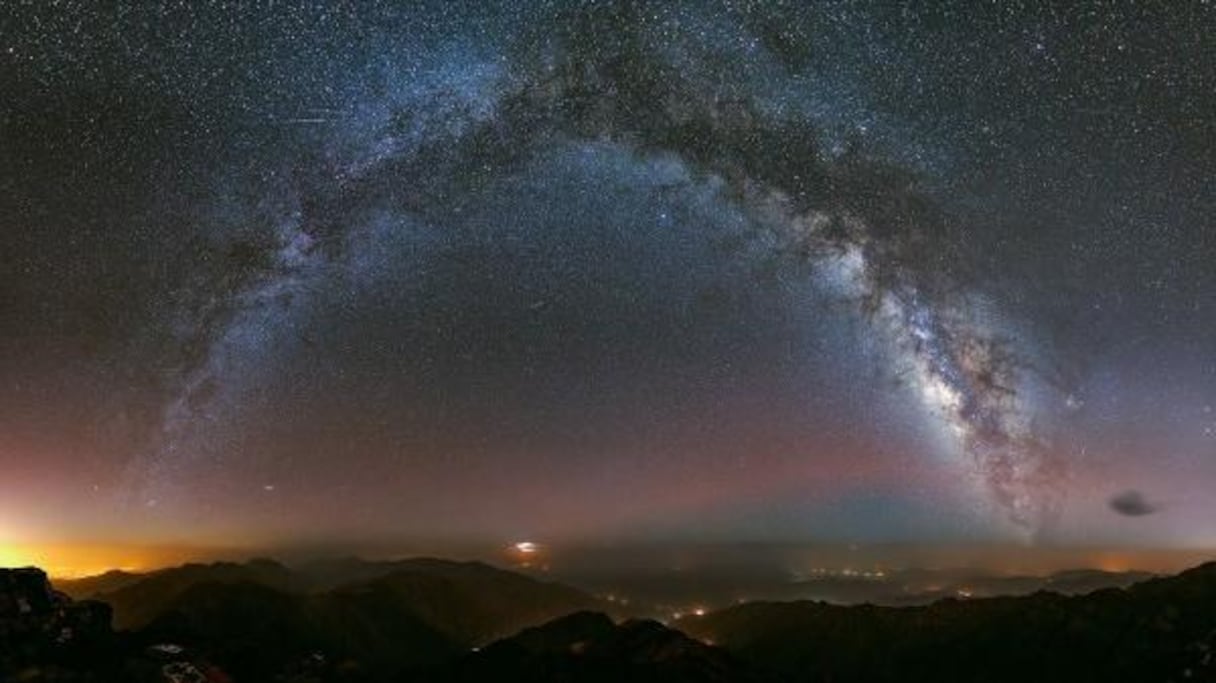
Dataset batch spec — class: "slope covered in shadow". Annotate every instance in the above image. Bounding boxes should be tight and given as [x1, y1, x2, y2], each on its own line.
[429, 610, 775, 683]
[134, 579, 460, 681]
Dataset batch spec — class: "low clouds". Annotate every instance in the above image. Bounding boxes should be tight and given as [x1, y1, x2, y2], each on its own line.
[1108, 490, 1160, 517]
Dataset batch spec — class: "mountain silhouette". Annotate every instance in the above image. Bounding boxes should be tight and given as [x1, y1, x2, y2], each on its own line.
[49, 557, 604, 680]
[13, 558, 1216, 682]
[57, 556, 601, 634]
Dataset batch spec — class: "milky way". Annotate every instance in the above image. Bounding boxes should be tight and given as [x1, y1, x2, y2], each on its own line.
[126, 2, 1068, 533]
[5, 1, 1215, 548]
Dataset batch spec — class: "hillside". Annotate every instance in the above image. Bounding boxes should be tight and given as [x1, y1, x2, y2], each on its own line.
[429, 611, 772, 683]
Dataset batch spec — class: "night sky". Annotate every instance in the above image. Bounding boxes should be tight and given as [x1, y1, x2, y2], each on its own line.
[2, 1, 1214, 565]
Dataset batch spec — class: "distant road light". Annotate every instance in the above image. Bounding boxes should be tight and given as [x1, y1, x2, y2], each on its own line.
[513, 541, 539, 554]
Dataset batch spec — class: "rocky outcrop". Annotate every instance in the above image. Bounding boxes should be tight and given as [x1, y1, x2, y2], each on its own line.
[0, 566, 115, 679]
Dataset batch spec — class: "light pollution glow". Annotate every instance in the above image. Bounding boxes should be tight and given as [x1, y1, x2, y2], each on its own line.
[0, 541, 208, 579]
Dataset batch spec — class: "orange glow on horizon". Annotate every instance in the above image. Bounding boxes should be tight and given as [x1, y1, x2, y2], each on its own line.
[0, 540, 233, 579]
[0, 542, 153, 578]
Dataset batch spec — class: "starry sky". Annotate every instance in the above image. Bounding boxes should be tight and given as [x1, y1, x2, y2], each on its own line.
[1, 1, 1214, 562]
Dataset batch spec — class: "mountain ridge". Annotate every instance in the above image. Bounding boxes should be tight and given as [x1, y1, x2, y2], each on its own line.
[676, 560, 1216, 683]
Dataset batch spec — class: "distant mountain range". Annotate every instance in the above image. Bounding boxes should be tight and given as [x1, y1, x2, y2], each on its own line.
[57, 556, 601, 636]
[784, 566, 1159, 606]
[8, 557, 1214, 682]
[559, 564, 1158, 612]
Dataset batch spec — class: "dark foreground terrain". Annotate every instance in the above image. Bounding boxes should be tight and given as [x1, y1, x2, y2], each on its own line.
[3, 559, 1214, 682]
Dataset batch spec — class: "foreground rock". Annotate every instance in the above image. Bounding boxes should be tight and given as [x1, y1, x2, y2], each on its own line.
[1, 567, 115, 680]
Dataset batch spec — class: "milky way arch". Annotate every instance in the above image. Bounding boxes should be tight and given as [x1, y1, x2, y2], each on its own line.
[132, 3, 1069, 534]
